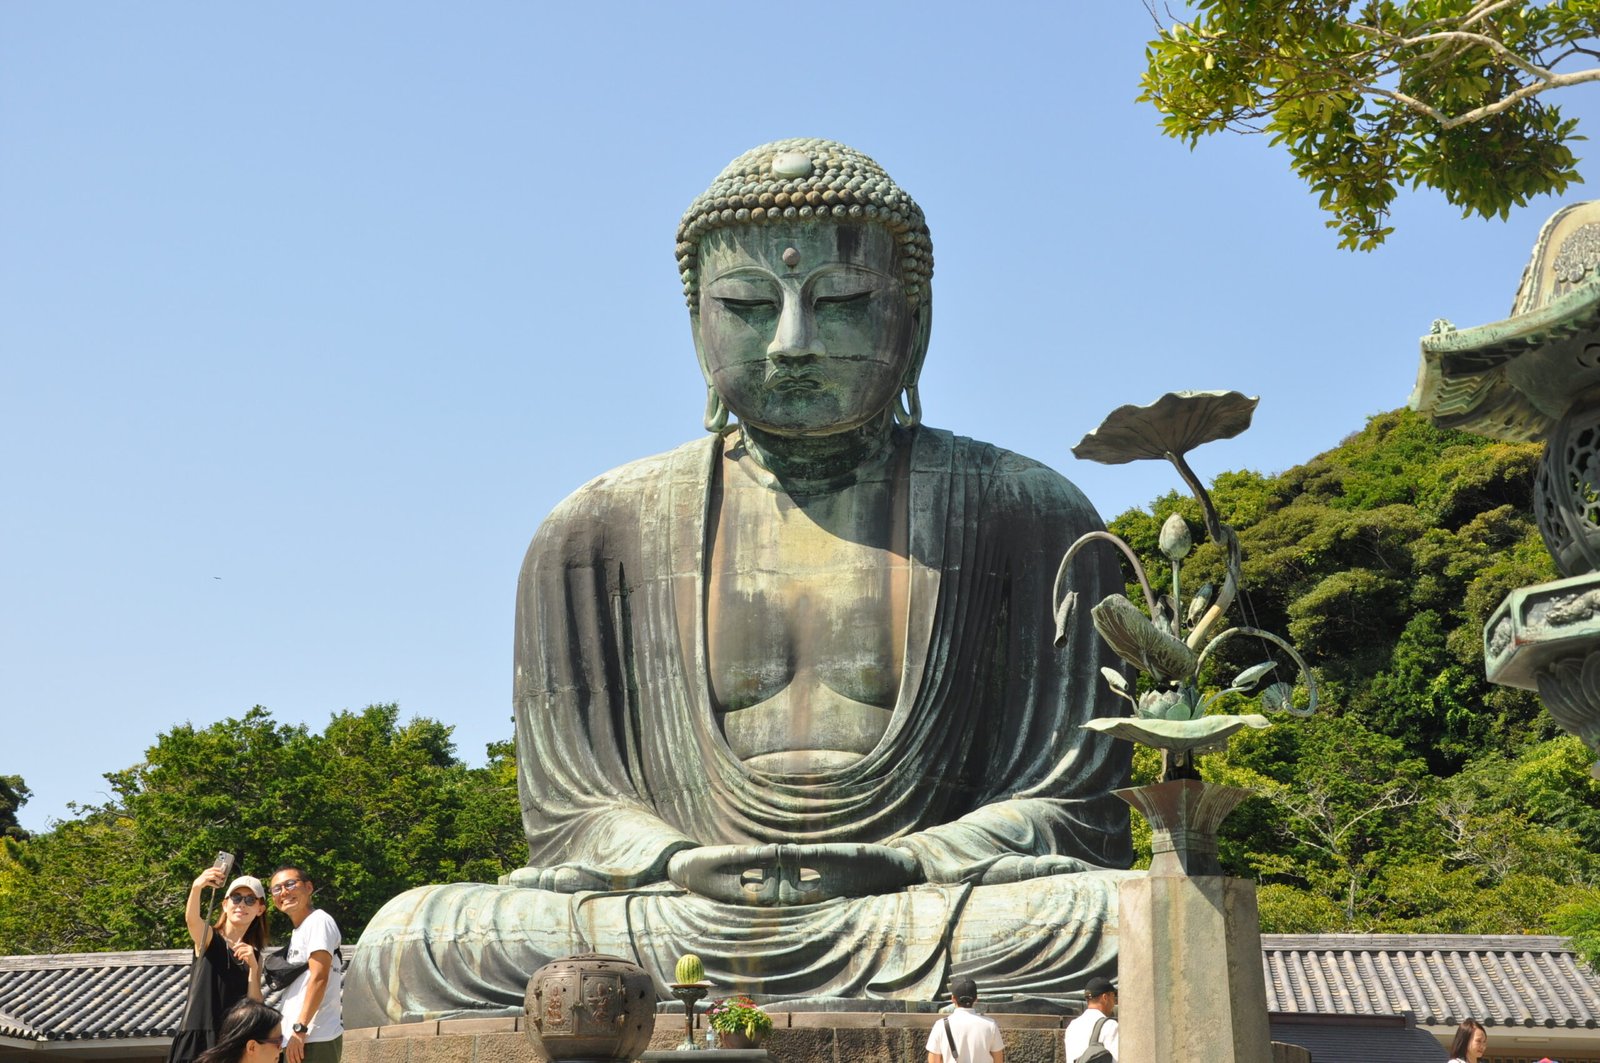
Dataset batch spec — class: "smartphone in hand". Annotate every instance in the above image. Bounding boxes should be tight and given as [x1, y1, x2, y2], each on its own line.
[213, 851, 235, 879]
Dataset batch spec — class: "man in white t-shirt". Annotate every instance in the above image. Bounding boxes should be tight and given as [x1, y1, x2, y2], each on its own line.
[270, 865, 343, 1063]
[925, 977, 1004, 1063]
[1062, 976, 1118, 1062]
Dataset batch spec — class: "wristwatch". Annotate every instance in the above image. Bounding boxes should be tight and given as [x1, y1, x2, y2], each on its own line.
[292, 1023, 309, 1035]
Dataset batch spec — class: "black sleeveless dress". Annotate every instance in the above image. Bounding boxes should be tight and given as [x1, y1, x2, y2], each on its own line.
[166, 931, 251, 1063]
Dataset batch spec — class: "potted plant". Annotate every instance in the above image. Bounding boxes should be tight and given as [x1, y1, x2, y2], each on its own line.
[707, 995, 773, 1048]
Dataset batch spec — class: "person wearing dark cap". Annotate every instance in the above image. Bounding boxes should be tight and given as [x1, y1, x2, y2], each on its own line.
[926, 976, 1004, 1063]
[1062, 976, 1117, 1062]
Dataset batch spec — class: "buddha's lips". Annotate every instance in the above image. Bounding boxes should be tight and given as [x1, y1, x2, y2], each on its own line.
[766, 372, 822, 391]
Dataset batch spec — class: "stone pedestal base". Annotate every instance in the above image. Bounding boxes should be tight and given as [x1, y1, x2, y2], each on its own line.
[1117, 872, 1273, 1063]
[341, 1011, 1308, 1063]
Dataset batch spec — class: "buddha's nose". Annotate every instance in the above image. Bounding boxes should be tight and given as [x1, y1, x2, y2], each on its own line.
[767, 293, 823, 363]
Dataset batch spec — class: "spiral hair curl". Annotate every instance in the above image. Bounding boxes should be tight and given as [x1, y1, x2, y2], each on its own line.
[676, 138, 933, 309]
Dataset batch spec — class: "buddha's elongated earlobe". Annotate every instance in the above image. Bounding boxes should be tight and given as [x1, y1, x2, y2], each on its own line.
[894, 299, 931, 429]
[894, 384, 921, 428]
[704, 386, 729, 433]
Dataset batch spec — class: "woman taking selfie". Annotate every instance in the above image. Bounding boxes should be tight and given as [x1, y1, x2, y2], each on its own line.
[165, 866, 268, 1063]
[194, 1001, 283, 1063]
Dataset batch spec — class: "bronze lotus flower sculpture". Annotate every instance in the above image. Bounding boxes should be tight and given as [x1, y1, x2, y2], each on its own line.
[1055, 391, 1316, 778]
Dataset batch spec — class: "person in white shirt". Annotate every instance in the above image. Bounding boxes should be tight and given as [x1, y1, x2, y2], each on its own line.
[925, 977, 1004, 1063]
[1062, 976, 1118, 1061]
[269, 866, 343, 1063]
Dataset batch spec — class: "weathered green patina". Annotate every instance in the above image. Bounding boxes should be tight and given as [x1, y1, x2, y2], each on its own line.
[344, 139, 1134, 1024]
[1412, 199, 1600, 778]
[1055, 391, 1316, 780]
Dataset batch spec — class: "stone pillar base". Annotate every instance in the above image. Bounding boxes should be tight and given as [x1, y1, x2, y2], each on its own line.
[1117, 872, 1273, 1062]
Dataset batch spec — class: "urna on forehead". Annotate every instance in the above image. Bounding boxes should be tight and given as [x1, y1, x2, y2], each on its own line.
[676, 137, 934, 307]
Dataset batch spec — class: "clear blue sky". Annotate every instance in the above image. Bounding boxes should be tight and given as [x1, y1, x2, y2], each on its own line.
[6, 5, 1598, 833]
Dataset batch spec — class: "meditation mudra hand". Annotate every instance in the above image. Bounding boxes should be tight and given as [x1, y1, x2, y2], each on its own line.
[665, 844, 920, 906]
[345, 139, 1134, 1025]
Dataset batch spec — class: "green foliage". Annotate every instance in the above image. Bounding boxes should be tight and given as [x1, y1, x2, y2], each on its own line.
[1111, 406, 1597, 938]
[1552, 893, 1600, 970]
[0, 777, 29, 843]
[1139, 1, 1594, 249]
[0, 706, 521, 954]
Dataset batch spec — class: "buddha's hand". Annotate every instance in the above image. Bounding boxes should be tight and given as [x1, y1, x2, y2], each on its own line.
[977, 855, 1092, 885]
[667, 843, 921, 906]
[508, 864, 614, 893]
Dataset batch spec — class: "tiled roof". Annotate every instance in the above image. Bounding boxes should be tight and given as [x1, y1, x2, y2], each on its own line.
[1263, 933, 1600, 1029]
[0, 949, 190, 1042]
[0, 948, 350, 1045]
[1, 936, 1596, 1045]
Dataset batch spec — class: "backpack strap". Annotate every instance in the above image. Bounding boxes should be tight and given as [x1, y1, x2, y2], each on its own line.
[943, 1016, 959, 1063]
[1088, 1015, 1107, 1046]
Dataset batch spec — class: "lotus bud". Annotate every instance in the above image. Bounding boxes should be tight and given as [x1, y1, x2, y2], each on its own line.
[1159, 513, 1193, 562]
[1137, 689, 1178, 719]
[675, 953, 704, 985]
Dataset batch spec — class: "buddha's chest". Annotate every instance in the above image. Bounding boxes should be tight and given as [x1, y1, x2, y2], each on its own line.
[704, 458, 910, 768]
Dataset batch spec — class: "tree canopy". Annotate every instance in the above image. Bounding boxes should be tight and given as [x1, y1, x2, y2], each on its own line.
[1140, 1, 1599, 249]
[1115, 408, 1600, 942]
[0, 777, 30, 844]
[0, 705, 520, 953]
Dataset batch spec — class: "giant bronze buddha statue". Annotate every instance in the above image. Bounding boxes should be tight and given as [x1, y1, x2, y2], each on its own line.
[344, 139, 1134, 1025]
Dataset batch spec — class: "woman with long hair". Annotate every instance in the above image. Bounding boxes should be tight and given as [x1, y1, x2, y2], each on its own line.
[1447, 1018, 1488, 1063]
[165, 866, 268, 1063]
[193, 1001, 282, 1063]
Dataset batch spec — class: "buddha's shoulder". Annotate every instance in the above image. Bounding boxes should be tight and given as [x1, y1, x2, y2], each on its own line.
[528, 437, 716, 545]
[924, 427, 1103, 525]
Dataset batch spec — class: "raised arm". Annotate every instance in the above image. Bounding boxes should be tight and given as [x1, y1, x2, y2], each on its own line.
[182, 867, 225, 955]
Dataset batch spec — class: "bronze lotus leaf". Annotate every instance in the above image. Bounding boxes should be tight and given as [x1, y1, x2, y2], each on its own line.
[1083, 714, 1271, 753]
[1072, 390, 1260, 466]
[1090, 593, 1198, 684]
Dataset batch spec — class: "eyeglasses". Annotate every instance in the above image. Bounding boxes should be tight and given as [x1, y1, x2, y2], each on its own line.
[259, 1035, 285, 1048]
[226, 893, 260, 906]
[268, 879, 304, 896]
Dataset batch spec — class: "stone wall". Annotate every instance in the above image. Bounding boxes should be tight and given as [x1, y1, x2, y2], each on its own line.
[343, 1015, 1312, 1063]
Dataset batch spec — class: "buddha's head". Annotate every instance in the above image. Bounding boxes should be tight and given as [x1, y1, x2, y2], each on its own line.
[678, 139, 934, 436]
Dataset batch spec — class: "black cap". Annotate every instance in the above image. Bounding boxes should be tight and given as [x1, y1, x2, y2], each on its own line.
[1083, 976, 1117, 999]
[950, 976, 978, 1005]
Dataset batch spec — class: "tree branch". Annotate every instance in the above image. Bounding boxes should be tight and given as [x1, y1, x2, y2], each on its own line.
[1461, 0, 1524, 31]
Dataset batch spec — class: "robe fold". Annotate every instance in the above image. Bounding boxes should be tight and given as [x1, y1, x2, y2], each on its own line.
[344, 426, 1134, 1026]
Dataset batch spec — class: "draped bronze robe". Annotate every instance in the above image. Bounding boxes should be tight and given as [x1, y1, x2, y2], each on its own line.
[344, 427, 1133, 1025]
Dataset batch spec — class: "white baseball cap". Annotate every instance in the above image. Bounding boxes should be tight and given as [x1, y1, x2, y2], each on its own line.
[226, 875, 265, 899]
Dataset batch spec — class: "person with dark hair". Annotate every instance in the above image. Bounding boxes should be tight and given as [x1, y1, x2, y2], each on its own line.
[925, 976, 1004, 1063]
[1062, 976, 1118, 1062]
[1447, 1019, 1488, 1063]
[269, 866, 342, 1063]
[193, 1000, 282, 1063]
[166, 867, 267, 1063]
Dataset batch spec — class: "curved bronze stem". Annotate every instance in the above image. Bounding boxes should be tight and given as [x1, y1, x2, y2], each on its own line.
[1053, 530, 1161, 618]
[1165, 449, 1243, 650]
[1193, 626, 1319, 718]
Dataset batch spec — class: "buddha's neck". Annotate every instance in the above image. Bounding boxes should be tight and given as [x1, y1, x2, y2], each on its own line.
[739, 414, 896, 487]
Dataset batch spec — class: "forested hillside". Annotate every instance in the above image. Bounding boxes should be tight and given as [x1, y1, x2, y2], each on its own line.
[4, 408, 1599, 958]
[0, 706, 522, 952]
[1113, 408, 1600, 944]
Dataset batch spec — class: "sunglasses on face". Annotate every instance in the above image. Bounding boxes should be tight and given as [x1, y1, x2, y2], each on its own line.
[226, 893, 260, 906]
[259, 1035, 285, 1049]
[268, 879, 304, 896]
